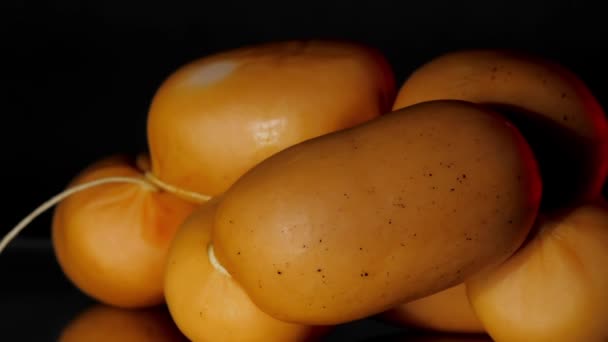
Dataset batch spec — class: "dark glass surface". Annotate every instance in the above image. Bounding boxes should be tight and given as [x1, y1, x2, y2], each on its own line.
[0, 238, 492, 341]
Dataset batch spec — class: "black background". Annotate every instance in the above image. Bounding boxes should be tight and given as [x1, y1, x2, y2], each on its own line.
[1, 1, 607, 341]
[2, 0, 608, 239]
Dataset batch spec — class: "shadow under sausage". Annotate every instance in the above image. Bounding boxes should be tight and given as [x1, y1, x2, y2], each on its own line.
[481, 102, 604, 212]
[357, 331, 492, 342]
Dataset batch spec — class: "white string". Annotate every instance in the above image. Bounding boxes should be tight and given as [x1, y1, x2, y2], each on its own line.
[144, 172, 213, 203]
[0, 176, 153, 254]
[208, 244, 231, 277]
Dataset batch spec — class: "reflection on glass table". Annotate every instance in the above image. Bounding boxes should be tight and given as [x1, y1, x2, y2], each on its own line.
[0, 239, 493, 341]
